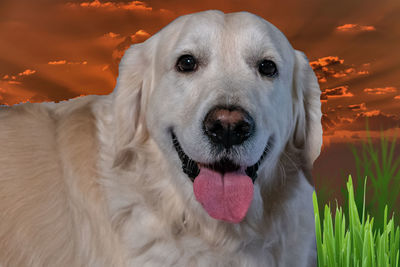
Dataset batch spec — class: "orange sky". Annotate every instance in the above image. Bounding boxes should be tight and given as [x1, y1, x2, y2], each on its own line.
[1, 0, 399, 190]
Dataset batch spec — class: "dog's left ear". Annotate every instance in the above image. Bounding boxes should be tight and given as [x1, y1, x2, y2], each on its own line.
[291, 50, 323, 174]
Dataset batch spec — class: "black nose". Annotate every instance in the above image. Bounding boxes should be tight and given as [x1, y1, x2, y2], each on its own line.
[203, 106, 255, 149]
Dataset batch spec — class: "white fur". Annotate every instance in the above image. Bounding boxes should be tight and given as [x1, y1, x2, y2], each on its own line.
[0, 10, 322, 267]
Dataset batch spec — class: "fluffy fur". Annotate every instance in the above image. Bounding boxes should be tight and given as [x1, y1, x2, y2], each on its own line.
[0, 10, 322, 267]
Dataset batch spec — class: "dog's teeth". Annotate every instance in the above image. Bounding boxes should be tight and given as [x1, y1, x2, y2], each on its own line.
[182, 158, 199, 180]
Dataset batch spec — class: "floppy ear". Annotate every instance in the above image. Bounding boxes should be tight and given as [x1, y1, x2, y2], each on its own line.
[291, 50, 323, 169]
[112, 43, 152, 167]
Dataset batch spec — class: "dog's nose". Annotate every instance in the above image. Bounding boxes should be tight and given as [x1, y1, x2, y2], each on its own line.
[203, 106, 255, 149]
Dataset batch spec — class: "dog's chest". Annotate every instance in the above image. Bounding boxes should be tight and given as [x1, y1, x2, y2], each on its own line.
[124, 234, 274, 267]
[115, 206, 275, 267]
[111, 186, 316, 267]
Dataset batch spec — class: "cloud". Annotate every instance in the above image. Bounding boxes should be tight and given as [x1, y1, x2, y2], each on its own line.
[336, 110, 400, 132]
[321, 114, 337, 132]
[348, 103, 367, 111]
[131, 29, 150, 42]
[104, 32, 120, 38]
[1, 69, 36, 86]
[360, 109, 381, 117]
[48, 60, 88, 65]
[112, 30, 151, 63]
[352, 110, 400, 131]
[326, 68, 368, 80]
[322, 128, 399, 146]
[357, 70, 369, 75]
[75, 0, 152, 11]
[68, 61, 88, 65]
[339, 117, 354, 124]
[321, 108, 400, 144]
[332, 72, 347, 78]
[310, 56, 369, 83]
[0, 80, 41, 106]
[48, 60, 67, 65]
[363, 86, 397, 95]
[395, 95, 400, 100]
[321, 86, 354, 99]
[310, 56, 344, 70]
[3, 69, 36, 79]
[336, 24, 376, 32]
[18, 69, 36, 76]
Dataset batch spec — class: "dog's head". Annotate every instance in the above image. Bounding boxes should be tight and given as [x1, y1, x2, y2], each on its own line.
[112, 10, 322, 224]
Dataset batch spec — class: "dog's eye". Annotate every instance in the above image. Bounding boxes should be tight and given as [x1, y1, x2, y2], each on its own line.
[176, 55, 198, 72]
[258, 60, 278, 77]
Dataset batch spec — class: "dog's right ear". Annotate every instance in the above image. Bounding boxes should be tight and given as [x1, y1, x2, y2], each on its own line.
[112, 43, 152, 167]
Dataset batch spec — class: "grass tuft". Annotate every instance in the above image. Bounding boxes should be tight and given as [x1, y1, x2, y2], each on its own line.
[342, 125, 400, 231]
[313, 175, 400, 267]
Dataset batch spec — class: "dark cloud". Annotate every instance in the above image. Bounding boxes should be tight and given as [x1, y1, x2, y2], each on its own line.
[310, 56, 344, 70]
[348, 103, 367, 111]
[342, 110, 400, 131]
[321, 86, 354, 99]
[323, 110, 400, 135]
[322, 114, 337, 133]
[310, 56, 370, 84]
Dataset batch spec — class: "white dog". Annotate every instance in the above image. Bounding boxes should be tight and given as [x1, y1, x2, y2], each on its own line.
[0, 10, 322, 267]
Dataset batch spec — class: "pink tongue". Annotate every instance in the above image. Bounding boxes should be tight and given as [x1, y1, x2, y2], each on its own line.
[193, 166, 254, 223]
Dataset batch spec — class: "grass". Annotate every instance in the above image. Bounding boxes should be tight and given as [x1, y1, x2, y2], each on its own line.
[341, 127, 400, 231]
[314, 127, 400, 266]
[313, 175, 400, 267]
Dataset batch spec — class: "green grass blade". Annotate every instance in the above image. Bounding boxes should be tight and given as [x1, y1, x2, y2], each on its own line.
[313, 191, 324, 267]
[315, 174, 400, 267]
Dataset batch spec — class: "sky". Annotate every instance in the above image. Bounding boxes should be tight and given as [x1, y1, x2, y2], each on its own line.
[1, 0, 399, 196]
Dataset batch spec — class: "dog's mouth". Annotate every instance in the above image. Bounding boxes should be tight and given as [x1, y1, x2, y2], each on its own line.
[171, 131, 271, 183]
[171, 130, 272, 224]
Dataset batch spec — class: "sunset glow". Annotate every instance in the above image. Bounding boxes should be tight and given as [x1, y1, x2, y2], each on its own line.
[0, 0, 399, 183]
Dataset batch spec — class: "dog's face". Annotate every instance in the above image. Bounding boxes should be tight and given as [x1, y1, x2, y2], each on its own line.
[113, 11, 322, 224]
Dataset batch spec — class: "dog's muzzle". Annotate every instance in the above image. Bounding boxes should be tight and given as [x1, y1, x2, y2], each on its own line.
[170, 105, 273, 223]
[171, 130, 272, 223]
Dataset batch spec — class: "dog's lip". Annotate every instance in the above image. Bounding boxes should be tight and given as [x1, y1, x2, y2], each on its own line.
[171, 130, 272, 183]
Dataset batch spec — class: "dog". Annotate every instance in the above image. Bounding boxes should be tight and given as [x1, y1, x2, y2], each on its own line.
[0, 10, 322, 267]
